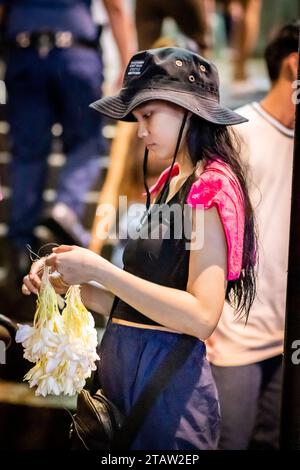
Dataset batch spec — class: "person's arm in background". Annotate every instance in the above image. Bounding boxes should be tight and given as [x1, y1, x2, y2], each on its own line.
[89, 121, 136, 254]
[0, 6, 5, 22]
[0, 2, 7, 33]
[102, 0, 137, 83]
[0, 0, 8, 26]
[0, 0, 8, 42]
[88, 2, 137, 253]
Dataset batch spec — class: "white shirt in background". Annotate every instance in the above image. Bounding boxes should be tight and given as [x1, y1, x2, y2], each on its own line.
[207, 102, 294, 366]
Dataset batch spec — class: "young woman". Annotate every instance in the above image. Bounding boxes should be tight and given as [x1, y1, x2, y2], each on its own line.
[22, 47, 256, 450]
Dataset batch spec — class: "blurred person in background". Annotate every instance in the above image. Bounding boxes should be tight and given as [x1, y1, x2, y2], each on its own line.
[0, 0, 135, 278]
[217, 0, 262, 92]
[207, 21, 298, 450]
[135, 0, 211, 56]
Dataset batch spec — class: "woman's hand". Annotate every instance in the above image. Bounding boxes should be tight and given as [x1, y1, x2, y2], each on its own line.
[22, 257, 70, 296]
[45, 245, 112, 286]
[22, 258, 44, 296]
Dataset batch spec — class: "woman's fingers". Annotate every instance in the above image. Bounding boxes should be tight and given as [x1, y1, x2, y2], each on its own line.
[21, 257, 46, 295]
[22, 283, 31, 295]
[22, 275, 38, 295]
[21, 251, 71, 296]
[49, 272, 70, 294]
[29, 272, 41, 290]
[45, 254, 57, 269]
[30, 258, 45, 277]
[52, 245, 75, 253]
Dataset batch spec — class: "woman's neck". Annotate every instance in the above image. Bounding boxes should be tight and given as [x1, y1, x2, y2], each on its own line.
[166, 153, 200, 200]
[175, 150, 195, 178]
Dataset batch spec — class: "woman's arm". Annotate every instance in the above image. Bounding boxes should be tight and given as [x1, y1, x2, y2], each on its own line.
[46, 206, 228, 339]
[89, 122, 136, 254]
[92, 206, 228, 339]
[80, 282, 115, 317]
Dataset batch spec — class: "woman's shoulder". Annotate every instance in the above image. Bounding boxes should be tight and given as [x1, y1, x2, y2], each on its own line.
[186, 158, 244, 208]
[187, 157, 245, 282]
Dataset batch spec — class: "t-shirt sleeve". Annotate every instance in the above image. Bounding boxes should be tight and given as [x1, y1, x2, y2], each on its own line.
[186, 169, 245, 281]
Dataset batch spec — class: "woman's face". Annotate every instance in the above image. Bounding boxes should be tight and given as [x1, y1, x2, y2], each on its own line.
[132, 100, 189, 161]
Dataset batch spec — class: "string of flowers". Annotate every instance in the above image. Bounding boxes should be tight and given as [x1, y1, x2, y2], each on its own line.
[16, 266, 99, 396]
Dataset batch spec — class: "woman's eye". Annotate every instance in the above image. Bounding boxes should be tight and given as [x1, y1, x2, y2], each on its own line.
[143, 112, 151, 119]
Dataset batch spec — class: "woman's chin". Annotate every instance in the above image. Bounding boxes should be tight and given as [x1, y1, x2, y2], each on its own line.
[151, 151, 170, 161]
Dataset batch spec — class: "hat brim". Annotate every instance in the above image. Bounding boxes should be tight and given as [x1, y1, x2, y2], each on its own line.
[90, 89, 248, 125]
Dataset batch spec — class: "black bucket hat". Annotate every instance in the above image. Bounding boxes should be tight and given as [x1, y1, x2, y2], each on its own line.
[90, 47, 247, 125]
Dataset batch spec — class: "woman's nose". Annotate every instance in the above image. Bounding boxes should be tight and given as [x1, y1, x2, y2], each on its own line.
[137, 122, 149, 139]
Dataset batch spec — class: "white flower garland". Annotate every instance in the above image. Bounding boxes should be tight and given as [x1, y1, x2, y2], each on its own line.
[16, 268, 100, 396]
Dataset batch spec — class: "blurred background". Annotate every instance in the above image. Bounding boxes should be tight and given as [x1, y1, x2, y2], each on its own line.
[0, 0, 299, 450]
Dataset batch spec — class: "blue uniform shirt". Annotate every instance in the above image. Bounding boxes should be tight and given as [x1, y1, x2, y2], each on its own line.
[1, 0, 98, 40]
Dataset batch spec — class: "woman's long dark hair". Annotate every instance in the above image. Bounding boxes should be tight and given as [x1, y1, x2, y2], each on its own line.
[186, 115, 257, 323]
